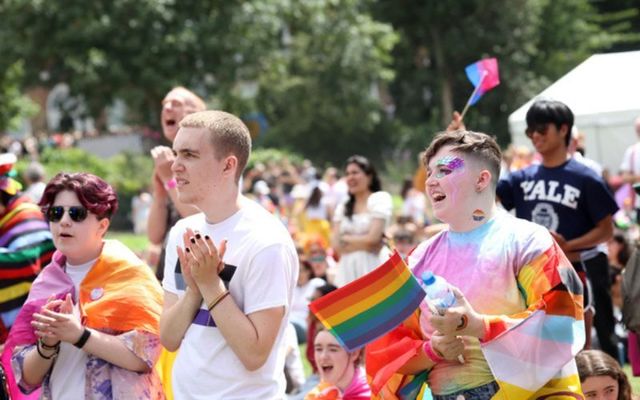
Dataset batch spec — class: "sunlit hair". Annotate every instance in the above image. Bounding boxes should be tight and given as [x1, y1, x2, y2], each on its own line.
[423, 130, 501, 188]
[180, 110, 252, 182]
[39, 173, 118, 220]
[344, 155, 382, 219]
[164, 86, 206, 112]
[576, 349, 633, 400]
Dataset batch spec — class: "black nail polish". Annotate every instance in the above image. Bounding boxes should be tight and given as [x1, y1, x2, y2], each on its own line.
[205, 235, 210, 240]
[190, 237, 196, 244]
[186, 248, 191, 253]
[195, 233, 202, 240]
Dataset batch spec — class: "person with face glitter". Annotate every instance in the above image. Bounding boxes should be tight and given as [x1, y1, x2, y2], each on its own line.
[3, 173, 164, 400]
[366, 130, 585, 399]
[305, 329, 370, 400]
[331, 155, 392, 287]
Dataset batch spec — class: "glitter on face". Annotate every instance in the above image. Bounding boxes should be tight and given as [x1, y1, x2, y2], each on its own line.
[433, 156, 465, 178]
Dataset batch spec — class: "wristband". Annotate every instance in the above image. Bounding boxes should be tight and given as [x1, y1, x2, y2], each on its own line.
[74, 328, 92, 349]
[207, 290, 230, 311]
[423, 340, 444, 363]
[164, 178, 177, 190]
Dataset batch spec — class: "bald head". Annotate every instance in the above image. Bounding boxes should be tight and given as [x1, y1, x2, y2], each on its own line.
[161, 87, 206, 142]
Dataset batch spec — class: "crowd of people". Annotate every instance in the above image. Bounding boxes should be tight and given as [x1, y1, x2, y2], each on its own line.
[0, 86, 637, 399]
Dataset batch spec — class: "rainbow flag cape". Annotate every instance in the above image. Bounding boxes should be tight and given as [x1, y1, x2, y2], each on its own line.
[480, 241, 585, 399]
[465, 58, 500, 105]
[309, 251, 425, 351]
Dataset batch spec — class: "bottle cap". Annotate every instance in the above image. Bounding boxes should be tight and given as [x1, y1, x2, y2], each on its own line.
[421, 271, 435, 285]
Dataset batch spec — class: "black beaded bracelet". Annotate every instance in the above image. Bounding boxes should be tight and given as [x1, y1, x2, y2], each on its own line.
[36, 340, 59, 360]
[39, 340, 60, 350]
[73, 328, 92, 349]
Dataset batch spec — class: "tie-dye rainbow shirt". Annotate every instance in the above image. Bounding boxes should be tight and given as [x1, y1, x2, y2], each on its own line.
[409, 209, 584, 397]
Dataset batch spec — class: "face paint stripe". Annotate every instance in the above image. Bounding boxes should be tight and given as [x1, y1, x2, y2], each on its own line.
[436, 156, 464, 170]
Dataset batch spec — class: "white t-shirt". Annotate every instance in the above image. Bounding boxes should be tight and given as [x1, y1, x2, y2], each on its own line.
[50, 259, 95, 400]
[163, 197, 298, 400]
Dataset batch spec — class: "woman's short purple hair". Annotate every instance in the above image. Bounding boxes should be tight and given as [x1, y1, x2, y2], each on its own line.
[39, 172, 118, 220]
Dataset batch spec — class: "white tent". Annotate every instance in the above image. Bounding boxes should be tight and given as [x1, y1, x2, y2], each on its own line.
[508, 50, 640, 173]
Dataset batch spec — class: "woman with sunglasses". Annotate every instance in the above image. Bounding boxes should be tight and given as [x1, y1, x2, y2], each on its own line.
[2, 172, 164, 399]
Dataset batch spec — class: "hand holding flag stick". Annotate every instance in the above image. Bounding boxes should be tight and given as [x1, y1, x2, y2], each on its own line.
[458, 58, 500, 121]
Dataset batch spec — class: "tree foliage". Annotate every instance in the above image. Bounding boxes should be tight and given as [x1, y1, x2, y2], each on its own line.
[0, 0, 398, 166]
[370, 0, 630, 155]
[0, 61, 38, 132]
[1, 0, 638, 166]
[255, 0, 398, 165]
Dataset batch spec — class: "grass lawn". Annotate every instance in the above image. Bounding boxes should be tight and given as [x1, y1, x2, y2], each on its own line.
[106, 231, 149, 253]
[624, 365, 640, 394]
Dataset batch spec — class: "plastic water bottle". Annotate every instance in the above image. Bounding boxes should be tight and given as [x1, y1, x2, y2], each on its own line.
[421, 271, 465, 364]
[421, 271, 455, 315]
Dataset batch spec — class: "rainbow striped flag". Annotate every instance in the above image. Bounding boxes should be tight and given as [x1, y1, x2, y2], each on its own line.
[309, 251, 425, 351]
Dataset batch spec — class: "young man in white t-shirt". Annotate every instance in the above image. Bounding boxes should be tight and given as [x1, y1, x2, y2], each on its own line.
[160, 110, 298, 399]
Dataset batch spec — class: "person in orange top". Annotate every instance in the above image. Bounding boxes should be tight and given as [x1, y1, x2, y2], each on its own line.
[3, 172, 164, 399]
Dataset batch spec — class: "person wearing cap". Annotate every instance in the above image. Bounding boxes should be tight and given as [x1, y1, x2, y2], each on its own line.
[0, 153, 54, 343]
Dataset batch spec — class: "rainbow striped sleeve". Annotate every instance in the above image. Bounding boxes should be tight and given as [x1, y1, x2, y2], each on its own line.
[309, 251, 425, 351]
[0, 200, 54, 329]
[480, 241, 585, 399]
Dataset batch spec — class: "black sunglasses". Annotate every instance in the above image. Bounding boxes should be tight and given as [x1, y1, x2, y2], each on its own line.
[525, 123, 549, 138]
[46, 206, 89, 223]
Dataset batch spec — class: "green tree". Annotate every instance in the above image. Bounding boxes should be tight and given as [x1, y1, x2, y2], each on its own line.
[371, 0, 629, 153]
[0, 0, 398, 166]
[255, 0, 398, 165]
[0, 61, 38, 132]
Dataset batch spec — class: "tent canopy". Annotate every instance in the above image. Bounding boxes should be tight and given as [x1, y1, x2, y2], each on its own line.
[508, 50, 640, 173]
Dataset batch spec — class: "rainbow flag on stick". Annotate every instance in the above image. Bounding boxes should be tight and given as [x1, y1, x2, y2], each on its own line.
[309, 251, 425, 351]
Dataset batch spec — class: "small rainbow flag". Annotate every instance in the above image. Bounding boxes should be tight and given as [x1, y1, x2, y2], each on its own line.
[309, 251, 425, 351]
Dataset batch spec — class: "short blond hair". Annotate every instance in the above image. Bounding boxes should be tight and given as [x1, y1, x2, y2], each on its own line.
[180, 110, 252, 181]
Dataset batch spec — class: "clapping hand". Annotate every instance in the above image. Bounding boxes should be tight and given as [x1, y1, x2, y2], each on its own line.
[177, 228, 227, 294]
[32, 293, 84, 345]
